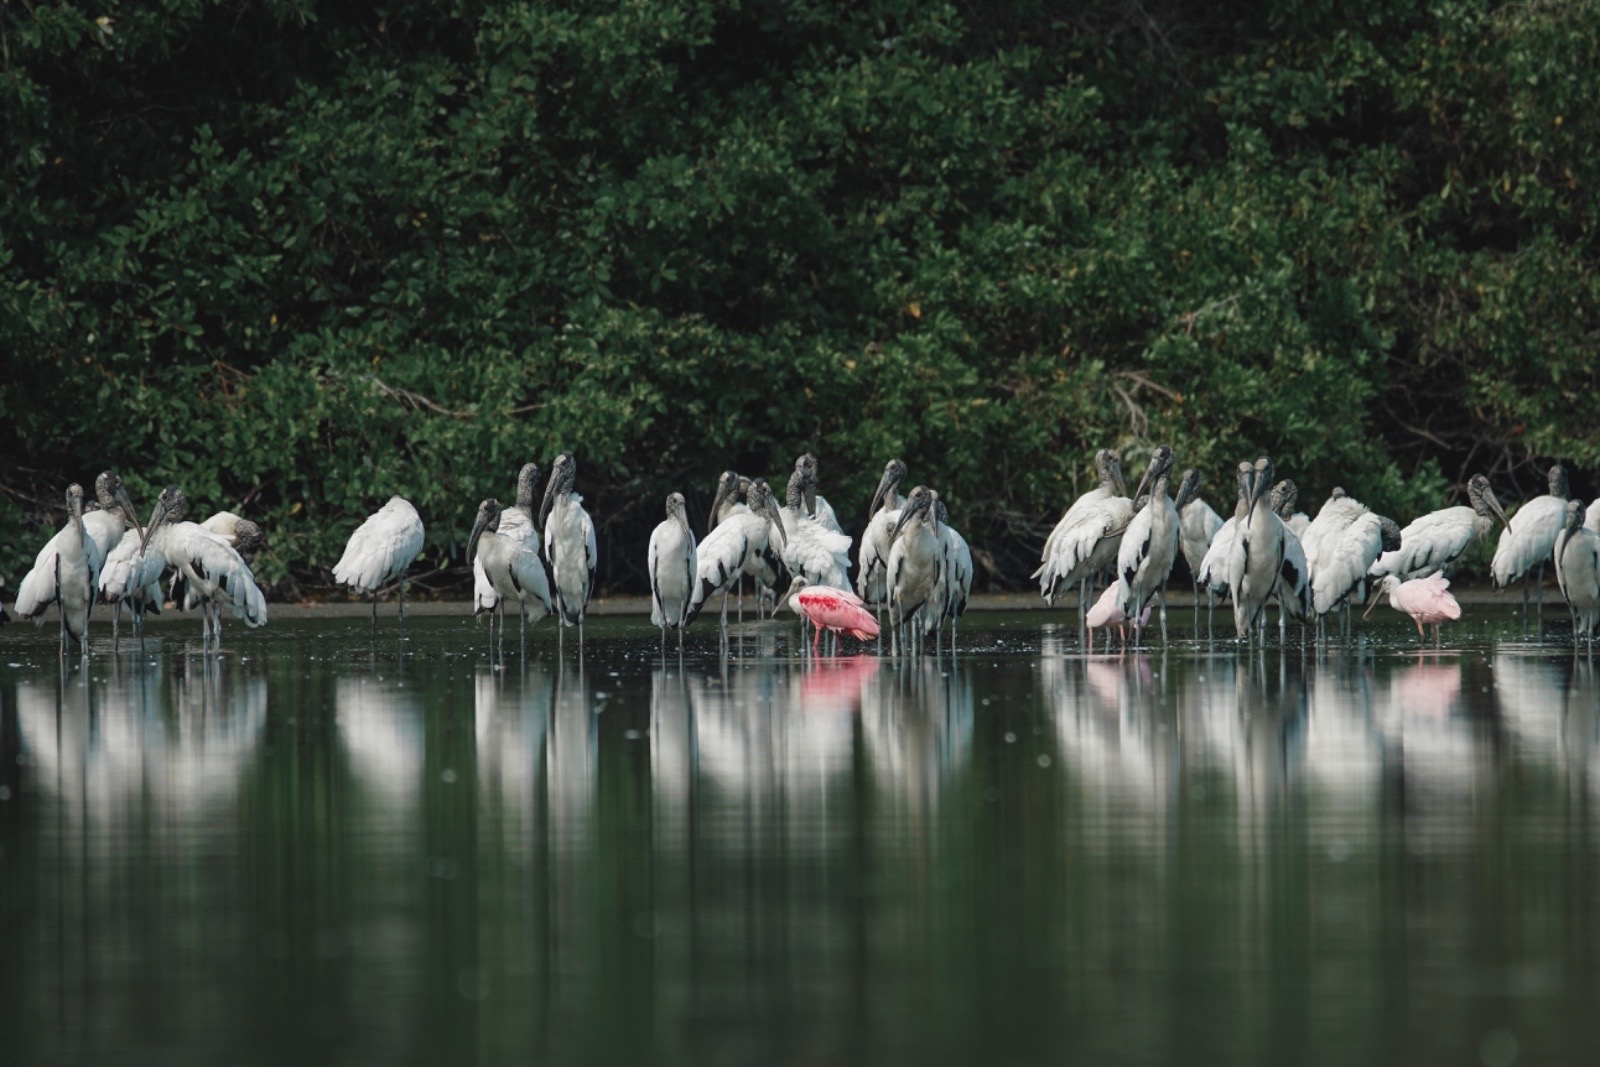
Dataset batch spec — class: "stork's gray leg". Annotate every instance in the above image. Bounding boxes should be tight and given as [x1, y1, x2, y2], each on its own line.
[1158, 583, 1169, 644]
[371, 594, 378, 638]
[399, 578, 406, 623]
[1536, 563, 1546, 627]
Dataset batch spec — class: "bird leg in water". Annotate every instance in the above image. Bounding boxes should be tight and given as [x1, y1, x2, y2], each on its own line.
[399, 578, 407, 624]
[370, 593, 378, 638]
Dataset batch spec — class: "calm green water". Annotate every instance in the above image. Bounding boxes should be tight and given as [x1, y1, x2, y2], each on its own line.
[1, 613, 1598, 1066]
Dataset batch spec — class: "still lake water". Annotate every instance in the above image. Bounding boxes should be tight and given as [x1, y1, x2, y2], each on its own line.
[1, 611, 1598, 1066]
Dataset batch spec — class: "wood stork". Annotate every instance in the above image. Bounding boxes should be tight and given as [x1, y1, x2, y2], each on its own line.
[1554, 500, 1600, 643]
[1176, 468, 1223, 584]
[1587, 498, 1600, 533]
[1232, 457, 1284, 641]
[687, 478, 786, 631]
[1269, 481, 1313, 639]
[793, 452, 843, 533]
[539, 452, 598, 647]
[1197, 463, 1254, 625]
[101, 521, 166, 648]
[468, 496, 553, 656]
[708, 470, 750, 532]
[1035, 449, 1128, 606]
[1491, 464, 1570, 621]
[1114, 445, 1179, 645]
[14, 485, 95, 654]
[1270, 480, 1310, 538]
[886, 485, 944, 654]
[475, 463, 543, 618]
[924, 493, 973, 650]
[332, 495, 425, 631]
[145, 485, 268, 647]
[1370, 474, 1509, 582]
[1311, 506, 1386, 620]
[780, 467, 851, 590]
[857, 458, 908, 610]
[647, 492, 697, 649]
[172, 511, 264, 613]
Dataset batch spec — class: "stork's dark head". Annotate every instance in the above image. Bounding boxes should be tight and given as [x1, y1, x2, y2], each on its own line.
[145, 485, 187, 543]
[664, 491, 691, 535]
[869, 458, 908, 518]
[1549, 464, 1570, 500]
[1132, 445, 1176, 503]
[1270, 479, 1298, 520]
[747, 478, 786, 549]
[65, 483, 86, 526]
[1466, 474, 1509, 529]
[1565, 499, 1586, 535]
[1096, 449, 1129, 497]
[890, 485, 934, 541]
[94, 470, 145, 547]
[233, 519, 265, 560]
[538, 453, 576, 531]
[709, 470, 741, 534]
[1376, 515, 1403, 553]
[1328, 487, 1347, 502]
[1173, 469, 1202, 511]
[795, 453, 820, 514]
[468, 497, 503, 560]
[515, 463, 541, 513]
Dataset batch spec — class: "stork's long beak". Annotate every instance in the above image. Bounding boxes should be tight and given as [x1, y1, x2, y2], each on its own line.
[468, 510, 493, 561]
[116, 486, 146, 551]
[537, 477, 558, 534]
[1112, 461, 1129, 499]
[708, 480, 734, 535]
[868, 466, 898, 519]
[1131, 466, 1153, 508]
[142, 500, 170, 556]
[761, 496, 787, 550]
[889, 498, 922, 541]
[1362, 583, 1386, 620]
[1486, 491, 1510, 530]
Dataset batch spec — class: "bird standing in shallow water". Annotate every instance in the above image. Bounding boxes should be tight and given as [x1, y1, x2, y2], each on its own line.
[1492, 464, 1570, 625]
[469, 496, 552, 657]
[1365, 574, 1461, 647]
[647, 492, 697, 650]
[333, 496, 425, 634]
[145, 485, 268, 648]
[785, 577, 880, 656]
[539, 453, 598, 649]
[1554, 500, 1600, 644]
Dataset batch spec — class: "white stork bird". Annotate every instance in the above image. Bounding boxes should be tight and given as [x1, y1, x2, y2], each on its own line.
[1232, 457, 1284, 641]
[101, 524, 166, 647]
[647, 492, 698, 649]
[792, 452, 844, 533]
[1586, 498, 1600, 533]
[468, 496, 552, 656]
[857, 458, 908, 611]
[780, 466, 851, 590]
[332, 495, 425, 631]
[539, 452, 598, 646]
[886, 485, 944, 654]
[172, 510, 264, 613]
[1114, 445, 1179, 645]
[475, 462, 543, 619]
[708, 470, 780, 619]
[923, 493, 973, 650]
[1198, 462, 1252, 595]
[15, 472, 144, 654]
[687, 479, 786, 631]
[1176, 468, 1223, 586]
[145, 485, 268, 646]
[1555, 500, 1600, 643]
[1491, 464, 1571, 622]
[1370, 474, 1509, 583]
[1270, 481, 1313, 639]
[1035, 449, 1128, 607]
[1311, 507, 1389, 621]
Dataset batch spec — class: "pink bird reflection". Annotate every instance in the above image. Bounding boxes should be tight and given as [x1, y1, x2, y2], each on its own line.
[799, 656, 880, 715]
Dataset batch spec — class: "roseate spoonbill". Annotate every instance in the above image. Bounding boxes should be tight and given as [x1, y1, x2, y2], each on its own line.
[1035, 449, 1132, 611]
[857, 458, 908, 610]
[1554, 500, 1600, 642]
[779, 466, 851, 590]
[1365, 573, 1461, 646]
[539, 453, 597, 647]
[1115, 444, 1179, 645]
[475, 463, 542, 618]
[146, 485, 268, 647]
[1233, 457, 1285, 641]
[1370, 474, 1509, 583]
[886, 485, 943, 654]
[469, 497, 553, 656]
[1197, 463, 1253, 635]
[1085, 581, 1149, 652]
[332, 495, 424, 632]
[1492, 464, 1570, 622]
[924, 494, 973, 650]
[647, 492, 698, 649]
[785, 577, 880, 654]
[16, 472, 144, 652]
[687, 479, 786, 631]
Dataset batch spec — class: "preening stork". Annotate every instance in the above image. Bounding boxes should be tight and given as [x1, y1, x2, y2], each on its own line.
[1114, 444, 1179, 645]
[539, 452, 598, 646]
[1176, 469, 1223, 584]
[145, 485, 268, 646]
[469, 496, 552, 655]
[173, 510, 264, 613]
[1586, 498, 1600, 533]
[100, 524, 165, 648]
[779, 465, 851, 590]
[1040, 449, 1126, 569]
[475, 463, 543, 619]
[924, 494, 973, 649]
[1233, 457, 1285, 640]
[647, 492, 698, 649]
[16, 472, 144, 654]
[1370, 474, 1508, 582]
[857, 458, 908, 611]
[1034, 455, 1134, 611]
[687, 478, 786, 631]
[1301, 487, 1385, 629]
[1554, 500, 1600, 642]
[332, 495, 425, 631]
[1491, 464, 1570, 621]
[886, 485, 944, 653]
[1270, 481, 1313, 638]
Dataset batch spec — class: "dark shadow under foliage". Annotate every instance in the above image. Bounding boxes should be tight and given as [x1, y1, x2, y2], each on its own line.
[4, 0, 1598, 594]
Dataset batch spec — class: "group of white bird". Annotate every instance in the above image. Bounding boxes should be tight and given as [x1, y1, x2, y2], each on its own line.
[1035, 447, 1600, 647]
[646, 453, 973, 654]
[8, 448, 1597, 656]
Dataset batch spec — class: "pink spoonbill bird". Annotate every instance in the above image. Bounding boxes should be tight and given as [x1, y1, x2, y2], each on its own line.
[1085, 581, 1149, 652]
[1365, 574, 1461, 646]
[785, 577, 880, 655]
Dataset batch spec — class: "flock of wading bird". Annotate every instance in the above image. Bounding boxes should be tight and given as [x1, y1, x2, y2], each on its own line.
[4, 447, 1600, 658]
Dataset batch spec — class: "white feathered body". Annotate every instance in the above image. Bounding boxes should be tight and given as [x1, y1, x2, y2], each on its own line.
[1370, 506, 1487, 582]
[1179, 498, 1223, 580]
[544, 493, 597, 626]
[476, 524, 552, 626]
[1312, 511, 1384, 616]
[1491, 495, 1568, 588]
[689, 512, 775, 619]
[857, 506, 903, 607]
[1197, 516, 1242, 601]
[887, 522, 943, 631]
[333, 497, 425, 594]
[648, 519, 698, 631]
[150, 521, 267, 627]
[1034, 496, 1133, 603]
[780, 508, 851, 590]
[1555, 525, 1600, 637]
[1277, 520, 1313, 622]
[15, 511, 124, 621]
[1233, 503, 1283, 637]
[475, 508, 537, 615]
[1116, 496, 1179, 620]
[925, 523, 974, 634]
[100, 527, 165, 618]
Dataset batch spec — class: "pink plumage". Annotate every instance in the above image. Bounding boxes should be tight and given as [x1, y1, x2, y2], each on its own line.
[1085, 583, 1149, 651]
[1369, 573, 1461, 644]
[796, 586, 881, 644]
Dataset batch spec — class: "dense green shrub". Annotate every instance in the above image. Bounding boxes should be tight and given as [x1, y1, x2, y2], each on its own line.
[4, 0, 1597, 593]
